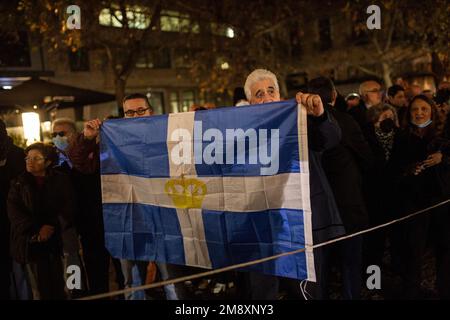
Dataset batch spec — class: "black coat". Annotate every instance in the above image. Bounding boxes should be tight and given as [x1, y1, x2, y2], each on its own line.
[0, 139, 25, 282]
[7, 169, 76, 264]
[444, 112, 450, 140]
[321, 106, 373, 232]
[362, 124, 399, 223]
[390, 128, 450, 215]
[348, 100, 369, 132]
[56, 159, 103, 242]
[308, 110, 346, 243]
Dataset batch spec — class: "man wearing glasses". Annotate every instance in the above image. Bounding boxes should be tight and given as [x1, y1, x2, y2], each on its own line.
[81, 93, 154, 137]
[348, 80, 383, 130]
[68, 93, 185, 300]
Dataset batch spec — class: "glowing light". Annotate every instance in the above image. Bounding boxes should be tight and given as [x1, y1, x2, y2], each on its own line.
[21, 112, 41, 145]
[226, 27, 235, 38]
[220, 62, 230, 70]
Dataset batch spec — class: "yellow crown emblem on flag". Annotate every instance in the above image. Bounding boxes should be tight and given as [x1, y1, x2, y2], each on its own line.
[165, 176, 207, 209]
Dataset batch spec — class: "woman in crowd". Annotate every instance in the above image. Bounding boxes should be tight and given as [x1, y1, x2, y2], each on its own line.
[390, 95, 450, 299]
[362, 104, 400, 273]
[8, 143, 77, 300]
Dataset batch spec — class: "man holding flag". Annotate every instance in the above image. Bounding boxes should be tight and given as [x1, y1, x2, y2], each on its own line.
[68, 93, 184, 300]
[242, 69, 345, 299]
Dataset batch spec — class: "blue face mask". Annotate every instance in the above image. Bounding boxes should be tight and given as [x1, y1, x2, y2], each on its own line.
[52, 135, 69, 151]
[411, 119, 432, 128]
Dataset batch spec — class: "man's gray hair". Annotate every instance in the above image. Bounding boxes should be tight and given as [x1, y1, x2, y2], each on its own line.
[244, 69, 280, 101]
[359, 80, 380, 96]
[52, 117, 77, 132]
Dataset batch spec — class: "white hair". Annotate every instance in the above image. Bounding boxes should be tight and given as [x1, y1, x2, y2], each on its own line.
[235, 100, 250, 107]
[244, 69, 280, 101]
[359, 80, 380, 96]
[52, 117, 76, 132]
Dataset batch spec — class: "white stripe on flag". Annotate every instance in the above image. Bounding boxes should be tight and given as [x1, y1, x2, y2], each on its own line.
[175, 208, 212, 268]
[101, 173, 304, 212]
[167, 112, 212, 268]
[167, 111, 197, 176]
[297, 103, 316, 282]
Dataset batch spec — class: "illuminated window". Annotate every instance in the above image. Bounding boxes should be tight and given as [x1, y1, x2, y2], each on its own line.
[160, 10, 199, 33]
[147, 92, 165, 114]
[170, 92, 179, 113]
[98, 6, 150, 29]
[135, 48, 171, 69]
[182, 90, 194, 112]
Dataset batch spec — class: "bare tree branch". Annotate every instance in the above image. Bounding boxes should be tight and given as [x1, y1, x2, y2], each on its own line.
[119, 0, 129, 30]
[172, 0, 215, 21]
[384, 1, 399, 53]
[372, 34, 383, 56]
[354, 64, 380, 77]
[119, 0, 162, 79]
[253, 15, 296, 39]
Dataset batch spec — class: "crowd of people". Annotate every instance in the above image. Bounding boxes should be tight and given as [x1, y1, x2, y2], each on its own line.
[0, 69, 449, 300]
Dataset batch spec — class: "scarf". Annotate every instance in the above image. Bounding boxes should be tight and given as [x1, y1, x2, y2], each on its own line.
[375, 127, 395, 161]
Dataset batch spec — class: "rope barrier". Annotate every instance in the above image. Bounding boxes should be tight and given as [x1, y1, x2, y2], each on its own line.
[79, 198, 450, 300]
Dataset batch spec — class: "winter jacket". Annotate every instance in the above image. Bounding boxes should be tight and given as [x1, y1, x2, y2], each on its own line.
[7, 169, 76, 264]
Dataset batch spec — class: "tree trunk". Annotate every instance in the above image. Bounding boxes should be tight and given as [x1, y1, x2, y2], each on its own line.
[431, 51, 445, 86]
[115, 77, 126, 116]
[381, 62, 392, 88]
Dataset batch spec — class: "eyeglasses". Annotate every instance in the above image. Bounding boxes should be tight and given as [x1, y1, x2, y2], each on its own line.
[25, 157, 45, 162]
[366, 88, 382, 94]
[51, 131, 66, 138]
[124, 107, 151, 117]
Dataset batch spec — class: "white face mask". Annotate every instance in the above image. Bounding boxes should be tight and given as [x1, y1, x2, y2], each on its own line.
[411, 119, 432, 128]
[52, 135, 69, 151]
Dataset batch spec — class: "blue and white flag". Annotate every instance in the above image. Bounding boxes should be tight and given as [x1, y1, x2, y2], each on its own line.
[100, 100, 315, 281]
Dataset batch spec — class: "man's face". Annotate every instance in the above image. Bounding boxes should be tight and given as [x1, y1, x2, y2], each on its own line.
[363, 81, 382, 106]
[52, 123, 75, 140]
[249, 79, 281, 105]
[123, 98, 153, 118]
[389, 90, 407, 108]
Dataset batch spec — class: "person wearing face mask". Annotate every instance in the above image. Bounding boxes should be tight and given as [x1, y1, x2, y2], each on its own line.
[361, 104, 401, 293]
[51, 118, 77, 169]
[367, 104, 399, 162]
[51, 118, 114, 298]
[390, 95, 450, 299]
